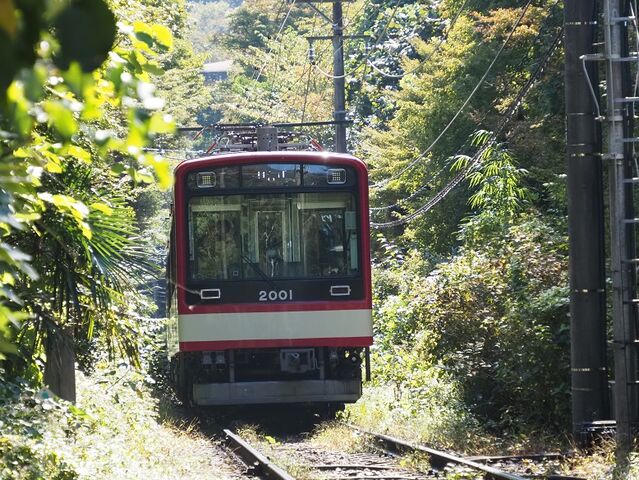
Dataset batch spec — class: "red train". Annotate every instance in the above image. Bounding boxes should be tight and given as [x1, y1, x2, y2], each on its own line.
[166, 128, 372, 407]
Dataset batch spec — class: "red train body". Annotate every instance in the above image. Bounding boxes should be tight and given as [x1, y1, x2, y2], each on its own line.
[166, 150, 372, 406]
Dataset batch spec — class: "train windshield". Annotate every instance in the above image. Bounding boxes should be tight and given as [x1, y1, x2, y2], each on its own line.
[188, 192, 359, 280]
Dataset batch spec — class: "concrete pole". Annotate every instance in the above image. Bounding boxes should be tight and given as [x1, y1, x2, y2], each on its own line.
[564, 0, 609, 439]
[332, 0, 347, 153]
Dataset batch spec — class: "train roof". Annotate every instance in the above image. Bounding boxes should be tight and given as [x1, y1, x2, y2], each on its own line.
[174, 151, 368, 177]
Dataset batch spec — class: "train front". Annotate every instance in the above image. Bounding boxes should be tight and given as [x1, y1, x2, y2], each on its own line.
[167, 151, 372, 406]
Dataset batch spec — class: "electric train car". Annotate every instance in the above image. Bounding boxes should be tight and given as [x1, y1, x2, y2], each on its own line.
[166, 141, 372, 406]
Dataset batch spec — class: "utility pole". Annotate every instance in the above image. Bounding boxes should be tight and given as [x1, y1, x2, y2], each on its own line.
[332, 0, 347, 153]
[564, 0, 609, 440]
[602, 0, 638, 460]
[296, 0, 350, 152]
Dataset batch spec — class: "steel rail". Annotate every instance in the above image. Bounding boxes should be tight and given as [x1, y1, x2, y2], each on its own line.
[468, 453, 568, 462]
[346, 424, 527, 480]
[223, 429, 296, 480]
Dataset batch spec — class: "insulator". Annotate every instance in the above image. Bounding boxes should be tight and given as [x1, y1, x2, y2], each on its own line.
[308, 45, 316, 64]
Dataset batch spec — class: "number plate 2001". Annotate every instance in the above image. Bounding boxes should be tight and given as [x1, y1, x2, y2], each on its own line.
[258, 289, 293, 301]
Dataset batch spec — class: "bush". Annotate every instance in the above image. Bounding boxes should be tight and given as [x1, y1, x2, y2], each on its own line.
[0, 372, 81, 479]
[371, 214, 570, 431]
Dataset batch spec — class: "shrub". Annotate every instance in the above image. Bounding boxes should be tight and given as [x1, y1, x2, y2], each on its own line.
[371, 214, 570, 431]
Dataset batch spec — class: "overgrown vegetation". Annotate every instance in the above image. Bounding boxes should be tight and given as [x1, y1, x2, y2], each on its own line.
[0, 0, 631, 475]
[210, 0, 572, 444]
[0, 0, 226, 476]
[0, 362, 237, 479]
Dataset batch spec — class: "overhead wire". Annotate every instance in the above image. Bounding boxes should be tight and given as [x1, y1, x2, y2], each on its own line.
[371, 25, 564, 228]
[292, 0, 375, 123]
[254, 0, 298, 82]
[369, 0, 535, 190]
[228, 0, 294, 121]
[310, 0, 403, 79]
[250, 0, 288, 82]
[365, 0, 471, 80]
[300, 14, 319, 122]
[369, 162, 448, 212]
[369, 5, 563, 213]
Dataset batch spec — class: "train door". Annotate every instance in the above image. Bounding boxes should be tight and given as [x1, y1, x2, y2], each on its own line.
[245, 196, 301, 278]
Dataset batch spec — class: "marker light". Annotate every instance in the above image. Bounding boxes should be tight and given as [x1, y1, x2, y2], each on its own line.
[197, 172, 216, 188]
[327, 168, 346, 184]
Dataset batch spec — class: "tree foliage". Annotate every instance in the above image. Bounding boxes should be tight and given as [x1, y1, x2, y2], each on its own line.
[190, 0, 571, 432]
[373, 215, 569, 429]
[0, 0, 189, 399]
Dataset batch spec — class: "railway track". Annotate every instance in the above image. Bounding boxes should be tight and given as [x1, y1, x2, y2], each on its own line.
[224, 428, 295, 480]
[346, 425, 586, 480]
[222, 422, 585, 480]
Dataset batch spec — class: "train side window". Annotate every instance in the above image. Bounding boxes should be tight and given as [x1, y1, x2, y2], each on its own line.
[167, 222, 175, 310]
[297, 192, 359, 277]
[189, 197, 242, 280]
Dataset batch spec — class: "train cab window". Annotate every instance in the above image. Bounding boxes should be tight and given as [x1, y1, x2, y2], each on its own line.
[187, 191, 359, 281]
[298, 193, 358, 277]
[189, 197, 242, 280]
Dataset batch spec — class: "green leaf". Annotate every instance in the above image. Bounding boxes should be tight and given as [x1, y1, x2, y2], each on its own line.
[90, 202, 113, 216]
[142, 154, 172, 190]
[53, 0, 117, 72]
[148, 113, 175, 135]
[110, 163, 125, 175]
[141, 60, 164, 76]
[43, 101, 78, 138]
[6, 82, 32, 136]
[63, 145, 92, 163]
[42, 149, 63, 173]
[151, 24, 173, 50]
[62, 62, 90, 98]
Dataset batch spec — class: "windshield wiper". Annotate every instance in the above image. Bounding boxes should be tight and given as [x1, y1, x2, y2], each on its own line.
[241, 254, 278, 290]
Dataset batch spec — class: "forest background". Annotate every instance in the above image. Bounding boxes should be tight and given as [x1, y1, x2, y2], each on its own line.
[193, 0, 569, 440]
[0, 0, 584, 476]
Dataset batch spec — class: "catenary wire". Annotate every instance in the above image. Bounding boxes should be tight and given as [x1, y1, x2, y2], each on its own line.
[365, 0, 470, 79]
[369, 0, 535, 190]
[369, 161, 450, 212]
[371, 26, 563, 228]
[311, 0, 403, 79]
[369, 11, 563, 212]
[250, 0, 288, 81]
[254, 0, 298, 82]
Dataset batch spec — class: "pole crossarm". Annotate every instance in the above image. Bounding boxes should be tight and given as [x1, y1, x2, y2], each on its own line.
[291, 0, 350, 152]
[307, 34, 370, 41]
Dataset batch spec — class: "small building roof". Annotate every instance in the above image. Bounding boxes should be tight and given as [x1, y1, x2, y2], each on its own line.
[202, 60, 233, 73]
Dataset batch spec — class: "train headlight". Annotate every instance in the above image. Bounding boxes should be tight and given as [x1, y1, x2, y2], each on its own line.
[215, 351, 226, 365]
[196, 172, 216, 188]
[327, 168, 346, 184]
[329, 348, 339, 363]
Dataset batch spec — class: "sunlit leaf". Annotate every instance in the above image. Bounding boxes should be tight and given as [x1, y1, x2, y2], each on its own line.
[6, 82, 32, 136]
[148, 112, 175, 134]
[143, 155, 172, 190]
[43, 101, 78, 138]
[151, 24, 173, 50]
[90, 202, 113, 216]
[63, 145, 92, 163]
[41, 149, 64, 173]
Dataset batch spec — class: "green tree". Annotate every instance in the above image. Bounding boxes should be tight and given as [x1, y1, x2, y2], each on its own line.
[0, 0, 175, 400]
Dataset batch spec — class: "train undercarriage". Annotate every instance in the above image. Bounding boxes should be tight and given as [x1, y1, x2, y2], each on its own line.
[171, 346, 364, 406]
